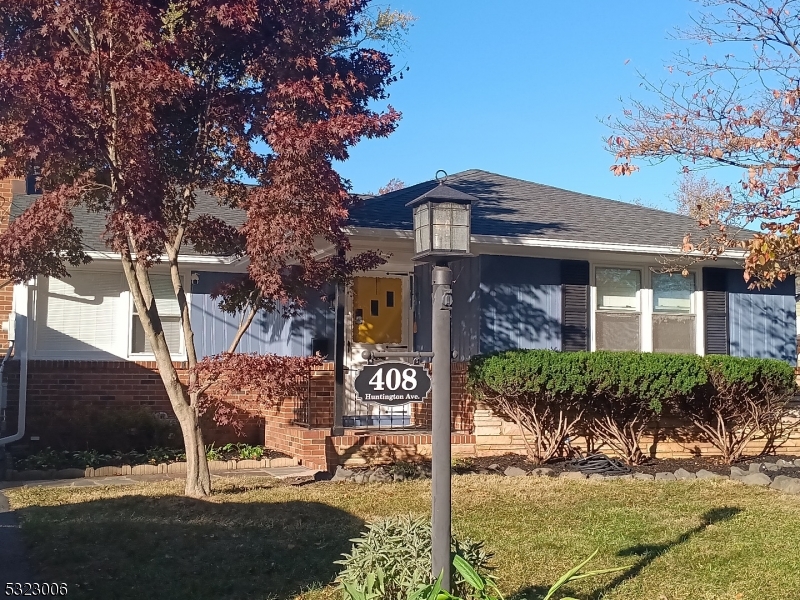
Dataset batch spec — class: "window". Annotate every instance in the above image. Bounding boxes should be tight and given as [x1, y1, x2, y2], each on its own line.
[595, 268, 641, 351]
[596, 268, 641, 310]
[37, 272, 123, 355]
[653, 273, 694, 313]
[652, 273, 696, 354]
[131, 275, 183, 354]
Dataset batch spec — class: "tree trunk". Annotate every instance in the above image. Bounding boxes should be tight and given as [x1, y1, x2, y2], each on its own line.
[119, 254, 212, 497]
[179, 407, 211, 498]
[159, 365, 212, 497]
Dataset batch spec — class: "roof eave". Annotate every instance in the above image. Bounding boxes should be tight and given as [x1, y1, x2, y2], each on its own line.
[345, 227, 748, 259]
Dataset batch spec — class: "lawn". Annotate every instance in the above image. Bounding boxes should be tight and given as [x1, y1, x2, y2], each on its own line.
[5, 476, 800, 600]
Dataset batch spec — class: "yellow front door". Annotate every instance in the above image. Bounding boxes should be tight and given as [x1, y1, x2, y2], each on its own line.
[352, 276, 404, 344]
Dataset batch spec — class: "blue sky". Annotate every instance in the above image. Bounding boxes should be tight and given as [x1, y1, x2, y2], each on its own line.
[336, 1, 703, 210]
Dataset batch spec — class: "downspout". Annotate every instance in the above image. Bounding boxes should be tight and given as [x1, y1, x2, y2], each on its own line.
[0, 311, 27, 446]
[0, 342, 14, 437]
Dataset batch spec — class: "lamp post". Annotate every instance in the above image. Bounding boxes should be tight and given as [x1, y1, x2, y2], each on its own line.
[407, 171, 475, 590]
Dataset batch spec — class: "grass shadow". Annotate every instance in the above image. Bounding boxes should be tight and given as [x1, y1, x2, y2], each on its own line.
[509, 507, 742, 600]
[588, 507, 743, 599]
[13, 483, 365, 600]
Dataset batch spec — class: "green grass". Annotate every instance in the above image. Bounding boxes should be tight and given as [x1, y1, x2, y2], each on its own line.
[6, 476, 800, 600]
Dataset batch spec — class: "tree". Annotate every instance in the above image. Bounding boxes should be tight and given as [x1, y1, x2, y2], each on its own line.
[673, 171, 731, 221]
[0, 0, 411, 497]
[609, 0, 800, 285]
[378, 177, 404, 195]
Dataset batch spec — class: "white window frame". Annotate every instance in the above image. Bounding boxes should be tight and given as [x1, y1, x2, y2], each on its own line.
[128, 272, 188, 361]
[592, 265, 645, 352]
[590, 263, 704, 355]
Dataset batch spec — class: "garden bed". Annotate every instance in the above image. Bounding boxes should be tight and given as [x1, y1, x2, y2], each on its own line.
[9, 443, 290, 472]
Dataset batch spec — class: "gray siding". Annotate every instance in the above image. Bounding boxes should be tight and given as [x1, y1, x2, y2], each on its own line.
[190, 271, 334, 358]
[413, 264, 432, 352]
[450, 257, 481, 361]
[726, 271, 796, 363]
[479, 256, 562, 353]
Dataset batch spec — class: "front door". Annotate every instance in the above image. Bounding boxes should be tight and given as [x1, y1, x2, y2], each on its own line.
[345, 274, 413, 428]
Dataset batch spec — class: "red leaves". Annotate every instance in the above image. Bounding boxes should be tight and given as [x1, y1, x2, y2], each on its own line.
[185, 215, 245, 257]
[0, 187, 90, 282]
[0, 1, 401, 427]
[192, 351, 323, 408]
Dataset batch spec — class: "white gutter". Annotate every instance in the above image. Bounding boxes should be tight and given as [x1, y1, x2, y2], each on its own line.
[0, 311, 27, 446]
[345, 227, 748, 259]
[85, 250, 248, 265]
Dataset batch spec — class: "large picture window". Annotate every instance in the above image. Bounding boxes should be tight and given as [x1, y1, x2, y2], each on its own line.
[131, 275, 183, 355]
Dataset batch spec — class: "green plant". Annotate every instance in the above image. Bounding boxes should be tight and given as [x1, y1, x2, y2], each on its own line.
[205, 443, 223, 462]
[145, 447, 185, 465]
[237, 444, 264, 460]
[468, 350, 587, 464]
[582, 352, 708, 465]
[677, 355, 797, 463]
[336, 515, 493, 600]
[344, 548, 627, 600]
[468, 350, 797, 465]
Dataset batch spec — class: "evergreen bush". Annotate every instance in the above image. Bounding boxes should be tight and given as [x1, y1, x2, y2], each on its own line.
[469, 350, 797, 464]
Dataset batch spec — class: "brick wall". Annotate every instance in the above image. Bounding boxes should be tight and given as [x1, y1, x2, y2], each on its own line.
[263, 363, 335, 468]
[407, 363, 474, 431]
[470, 399, 800, 460]
[6, 359, 268, 445]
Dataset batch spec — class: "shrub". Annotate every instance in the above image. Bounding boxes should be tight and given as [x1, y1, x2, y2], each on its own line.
[26, 405, 181, 453]
[468, 351, 586, 464]
[342, 547, 627, 600]
[582, 352, 707, 465]
[468, 349, 796, 465]
[336, 515, 493, 600]
[677, 355, 797, 463]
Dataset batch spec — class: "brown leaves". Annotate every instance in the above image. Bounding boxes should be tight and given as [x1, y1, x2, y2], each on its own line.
[608, 0, 800, 286]
[610, 162, 639, 176]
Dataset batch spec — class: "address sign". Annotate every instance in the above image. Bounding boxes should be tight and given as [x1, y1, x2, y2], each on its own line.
[354, 361, 432, 406]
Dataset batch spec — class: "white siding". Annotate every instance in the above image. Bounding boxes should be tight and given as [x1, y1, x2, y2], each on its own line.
[36, 272, 125, 357]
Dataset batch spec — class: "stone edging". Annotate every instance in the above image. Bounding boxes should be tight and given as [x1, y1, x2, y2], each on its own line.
[330, 458, 800, 495]
[4, 457, 298, 481]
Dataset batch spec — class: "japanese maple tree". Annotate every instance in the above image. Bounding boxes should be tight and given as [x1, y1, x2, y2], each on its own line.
[0, 0, 407, 497]
[610, 0, 800, 285]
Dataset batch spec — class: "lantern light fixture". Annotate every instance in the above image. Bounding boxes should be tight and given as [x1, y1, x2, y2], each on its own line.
[406, 170, 476, 261]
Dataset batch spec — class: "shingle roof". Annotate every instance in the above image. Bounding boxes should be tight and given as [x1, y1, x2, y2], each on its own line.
[10, 169, 706, 254]
[347, 169, 708, 247]
[10, 189, 245, 256]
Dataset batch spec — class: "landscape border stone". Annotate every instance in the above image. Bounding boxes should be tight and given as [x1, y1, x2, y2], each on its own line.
[2, 456, 299, 481]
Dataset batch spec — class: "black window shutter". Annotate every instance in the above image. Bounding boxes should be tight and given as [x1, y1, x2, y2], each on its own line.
[703, 268, 729, 355]
[561, 260, 590, 351]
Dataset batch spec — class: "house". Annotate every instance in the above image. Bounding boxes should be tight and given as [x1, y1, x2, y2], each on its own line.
[0, 169, 795, 466]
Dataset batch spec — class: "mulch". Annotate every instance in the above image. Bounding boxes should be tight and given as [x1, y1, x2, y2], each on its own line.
[466, 453, 800, 476]
[327, 452, 800, 477]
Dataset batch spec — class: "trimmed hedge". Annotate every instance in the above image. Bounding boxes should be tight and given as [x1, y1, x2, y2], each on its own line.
[469, 350, 712, 407]
[469, 350, 797, 464]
